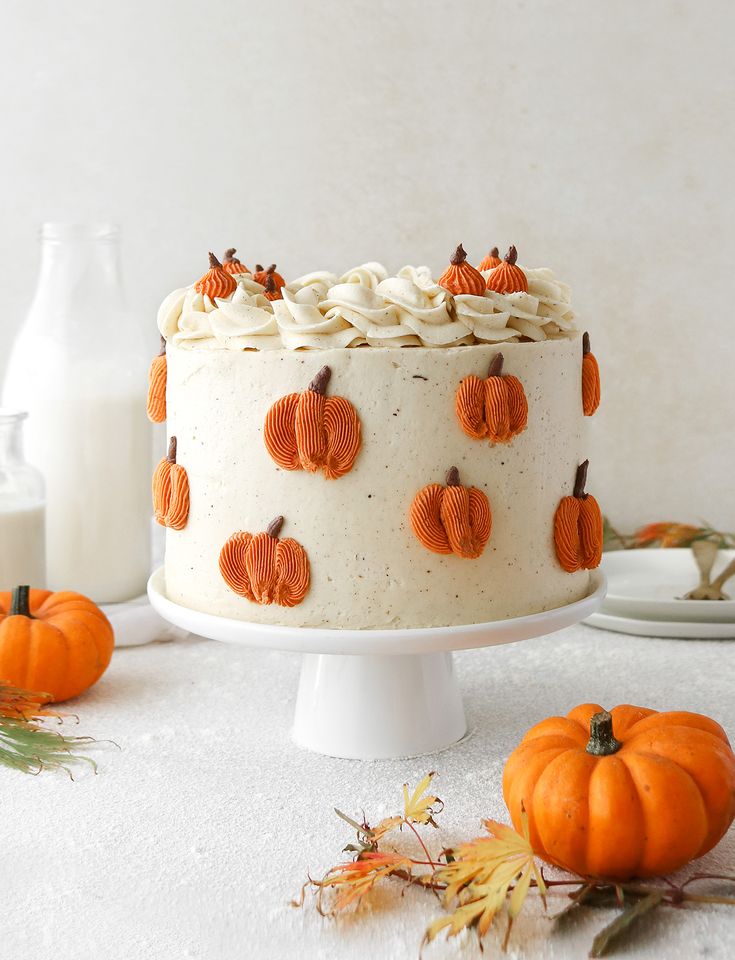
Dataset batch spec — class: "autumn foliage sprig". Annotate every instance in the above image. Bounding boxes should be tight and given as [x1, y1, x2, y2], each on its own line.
[295, 773, 735, 957]
[603, 518, 735, 551]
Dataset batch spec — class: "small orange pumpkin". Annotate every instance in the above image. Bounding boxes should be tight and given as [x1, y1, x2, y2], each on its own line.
[553, 460, 602, 572]
[0, 585, 114, 702]
[146, 335, 167, 423]
[437, 244, 486, 296]
[219, 516, 310, 607]
[221, 247, 249, 276]
[263, 365, 361, 480]
[253, 263, 286, 290]
[478, 246, 502, 271]
[503, 703, 735, 880]
[194, 252, 237, 299]
[485, 245, 528, 294]
[582, 331, 601, 416]
[455, 353, 528, 443]
[409, 466, 492, 559]
[152, 436, 190, 530]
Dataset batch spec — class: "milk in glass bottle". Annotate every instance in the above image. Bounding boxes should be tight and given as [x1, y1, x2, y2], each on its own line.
[3, 223, 150, 601]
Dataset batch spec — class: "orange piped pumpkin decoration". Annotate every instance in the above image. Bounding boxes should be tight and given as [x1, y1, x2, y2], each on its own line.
[263, 271, 283, 301]
[0, 585, 114, 702]
[152, 436, 190, 530]
[219, 516, 310, 607]
[455, 353, 528, 444]
[194, 252, 237, 300]
[253, 263, 285, 291]
[437, 244, 485, 296]
[146, 335, 167, 423]
[485, 245, 528, 294]
[553, 460, 602, 572]
[409, 466, 492, 559]
[263, 366, 362, 480]
[503, 703, 735, 880]
[221, 247, 249, 276]
[478, 246, 502, 271]
[582, 331, 601, 416]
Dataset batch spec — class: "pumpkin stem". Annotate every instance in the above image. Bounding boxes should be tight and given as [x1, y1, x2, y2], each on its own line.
[255, 264, 263, 273]
[158, 334, 166, 356]
[10, 585, 33, 619]
[267, 264, 277, 274]
[224, 247, 237, 262]
[583, 331, 591, 356]
[490, 246, 499, 259]
[505, 245, 518, 266]
[573, 460, 589, 499]
[446, 466, 461, 487]
[450, 244, 467, 266]
[308, 365, 332, 395]
[266, 515, 284, 538]
[208, 251, 222, 269]
[264, 273, 277, 295]
[488, 353, 504, 377]
[167, 436, 177, 464]
[586, 710, 622, 756]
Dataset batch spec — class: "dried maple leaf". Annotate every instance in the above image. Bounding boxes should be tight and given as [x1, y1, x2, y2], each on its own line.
[314, 851, 413, 914]
[403, 771, 442, 827]
[632, 522, 703, 548]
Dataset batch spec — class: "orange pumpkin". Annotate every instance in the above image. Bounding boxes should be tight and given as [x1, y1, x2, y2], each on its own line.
[0, 585, 114, 702]
[437, 244, 485, 296]
[221, 247, 249, 276]
[582, 331, 601, 416]
[503, 703, 735, 880]
[455, 353, 528, 443]
[253, 263, 285, 290]
[409, 466, 492, 559]
[263, 365, 361, 480]
[485, 245, 528, 294]
[478, 246, 502, 271]
[194, 252, 237, 300]
[152, 436, 190, 530]
[553, 460, 602, 572]
[146, 336, 167, 423]
[219, 516, 310, 607]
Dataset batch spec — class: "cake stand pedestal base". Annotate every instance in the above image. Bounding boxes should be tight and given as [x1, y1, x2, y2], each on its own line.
[293, 652, 466, 760]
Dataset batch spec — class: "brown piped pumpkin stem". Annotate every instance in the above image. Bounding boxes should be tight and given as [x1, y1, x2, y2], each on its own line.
[586, 710, 622, 756]
[308, 365, 332, 395]
[450, 244, 467, 266]
[490, 246, 499, 258]
[583, 331, 591, 356]
[255, 264, 263, 273]
[10, 585, 33, 619]
[208, 252, 222, 269]
[573, 460, 589, 499]
[266, 516, 284, 538]
[446, 466, 461, 487]
[267, 264, 277, 274]
[167, 436, 177, 464]
[488, 353, 504, 377]
[264, 273, 277, 294]
[224, 248, 237, 262]
[505, 245, 518, 265]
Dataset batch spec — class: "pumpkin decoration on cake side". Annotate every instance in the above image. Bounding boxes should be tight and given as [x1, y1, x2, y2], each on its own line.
[146, 335, 167, 423]
[194, 252, 237, 300]
[262, 271, 283, 301]
[264, 365, 362, 480]
[485, 245, 528, 294]
[503, 702, 735, 880]
[221, 247, 249, 276]
[0, 585, 114, 702]
[219, 516, 310, 607]
[553, 460, 602, 572]
[253, 263, 286, 291]
[582, 331, 601, 416]
[152, 436, 190, 530]
[478, 246, 502, 271]
[437, 244, 486, 296]
[410, 466, 492, 559]
[455, 352, 528, 443]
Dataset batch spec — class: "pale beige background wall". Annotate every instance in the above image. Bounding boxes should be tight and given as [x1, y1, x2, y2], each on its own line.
[0, 0, 733, 531]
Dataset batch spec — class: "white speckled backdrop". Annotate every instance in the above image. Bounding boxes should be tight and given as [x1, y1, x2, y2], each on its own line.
[0, 0, 733, 532]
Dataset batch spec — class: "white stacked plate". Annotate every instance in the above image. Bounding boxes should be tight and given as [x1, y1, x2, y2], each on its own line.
[586, 548, 735, 639]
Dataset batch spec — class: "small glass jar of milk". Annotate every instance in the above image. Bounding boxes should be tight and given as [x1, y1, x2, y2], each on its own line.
[0, 410, 46, 588]
[2, 223, 151, 602]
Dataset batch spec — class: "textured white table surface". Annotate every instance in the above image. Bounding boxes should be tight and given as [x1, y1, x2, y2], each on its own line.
[4, 624, 734, 960]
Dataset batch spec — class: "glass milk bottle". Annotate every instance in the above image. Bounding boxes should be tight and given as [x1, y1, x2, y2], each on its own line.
[2, 223, 150, 602]
[0, 410, 46, 588]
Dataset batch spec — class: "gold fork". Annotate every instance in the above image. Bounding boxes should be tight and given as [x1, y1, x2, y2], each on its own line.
[683, 540, 735, 600]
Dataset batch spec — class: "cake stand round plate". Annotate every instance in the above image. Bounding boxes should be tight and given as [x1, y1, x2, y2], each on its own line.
[147, 567, 606, 760]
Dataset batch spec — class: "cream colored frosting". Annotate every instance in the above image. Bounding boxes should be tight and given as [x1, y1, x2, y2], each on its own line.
[157, 261, 575, 350]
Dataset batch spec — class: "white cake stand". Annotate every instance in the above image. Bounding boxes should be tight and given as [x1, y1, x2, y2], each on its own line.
[147, 567, 605, 760]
